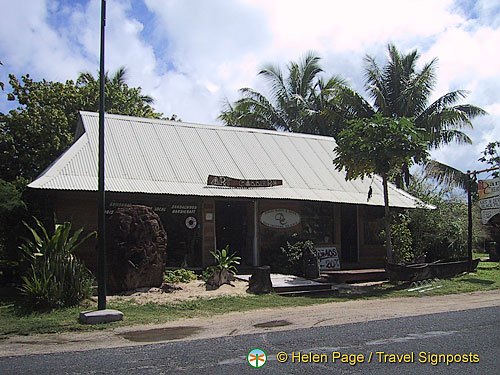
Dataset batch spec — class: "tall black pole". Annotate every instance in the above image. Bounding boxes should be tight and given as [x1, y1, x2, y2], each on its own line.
[97, 0, 107, 310]
[467, 171, 473, 270]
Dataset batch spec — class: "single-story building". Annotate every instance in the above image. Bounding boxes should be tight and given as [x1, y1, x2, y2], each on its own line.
[28, 111, 425, 272]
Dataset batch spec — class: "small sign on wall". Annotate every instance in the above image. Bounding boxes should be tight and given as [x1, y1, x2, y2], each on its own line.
[260, 209, 301, 228]
[185, 216, 197, 229]
[316, 246, 340, 270]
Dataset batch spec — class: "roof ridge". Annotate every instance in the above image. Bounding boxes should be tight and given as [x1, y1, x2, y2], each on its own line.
[79, 111, 337, 142]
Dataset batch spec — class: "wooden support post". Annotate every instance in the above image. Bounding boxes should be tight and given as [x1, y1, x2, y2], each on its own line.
[467, 171, 473, 270]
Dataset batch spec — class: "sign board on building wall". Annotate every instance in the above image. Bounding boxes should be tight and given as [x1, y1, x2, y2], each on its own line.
[316, 246, 340, 271]
[478, 178, 500, 224]
[260, 209, 301, 228]
[207, 175, 283, 188]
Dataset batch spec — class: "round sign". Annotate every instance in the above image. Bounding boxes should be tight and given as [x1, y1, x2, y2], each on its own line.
[185, 216, 197, 229]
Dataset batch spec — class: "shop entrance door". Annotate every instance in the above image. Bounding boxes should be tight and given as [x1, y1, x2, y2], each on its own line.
[341, 205, 359, 263]
[215, 201, 253, 267]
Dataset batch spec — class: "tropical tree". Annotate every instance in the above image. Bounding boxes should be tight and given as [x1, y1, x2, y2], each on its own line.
[76, 67, 161, 119]
[1, 74, 80, 182]
[0, 67, 164, 182]
[479, 141, 500, 177]
[0, 67, 170, 280]
[219, 52, 351, 138]
[361, 44, 487, 187]
[333, 114, 429, 261]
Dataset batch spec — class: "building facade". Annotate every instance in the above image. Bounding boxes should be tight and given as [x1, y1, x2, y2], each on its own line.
[29, 112, 425, 272]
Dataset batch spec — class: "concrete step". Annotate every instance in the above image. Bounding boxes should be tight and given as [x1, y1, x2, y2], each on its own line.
[273, 282, 332, 294]
[236, 273, 333, 295]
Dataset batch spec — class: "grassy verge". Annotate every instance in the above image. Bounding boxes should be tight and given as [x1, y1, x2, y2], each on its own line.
[1, 258, 498, 339]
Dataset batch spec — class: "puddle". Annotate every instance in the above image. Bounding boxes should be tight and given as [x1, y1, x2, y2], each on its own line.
[119, 326, 203, 342]
[253, 320, 291, 328]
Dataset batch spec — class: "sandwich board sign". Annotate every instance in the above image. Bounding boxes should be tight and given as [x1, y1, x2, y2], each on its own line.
[316, 246, 340, 270]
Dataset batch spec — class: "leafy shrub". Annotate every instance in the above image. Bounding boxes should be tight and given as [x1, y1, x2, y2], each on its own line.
[381, 213, 414, 263]
[199, 266, 217, 282]
[279, 238, 317, 276]
[18, 218, 95, 310]
[163, 268, 197, 284]
[405, 172, 487, 261]
[210, 245, 241, 274]
[266, 233, 317, 277]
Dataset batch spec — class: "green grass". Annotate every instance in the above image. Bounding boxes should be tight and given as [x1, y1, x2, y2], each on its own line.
[0, 259, 498, 339]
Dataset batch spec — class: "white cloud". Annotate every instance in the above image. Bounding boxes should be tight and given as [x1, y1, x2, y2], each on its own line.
[0, 0, 91, 81]
[243, 0, 463, 55]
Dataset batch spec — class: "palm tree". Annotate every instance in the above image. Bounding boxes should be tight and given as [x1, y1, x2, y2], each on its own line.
[362, 44, 487, 187]
[76, 67, 158, 118]
[219, 52, 350, 138]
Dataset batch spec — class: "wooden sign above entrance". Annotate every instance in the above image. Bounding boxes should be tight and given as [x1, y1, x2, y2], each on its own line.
[207, 175, 283, 188]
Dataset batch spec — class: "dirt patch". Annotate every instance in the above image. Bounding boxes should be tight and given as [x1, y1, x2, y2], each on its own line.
[108, 280, 249, 305]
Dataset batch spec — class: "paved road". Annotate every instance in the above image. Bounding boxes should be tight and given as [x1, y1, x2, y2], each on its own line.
[1, 306, 498, 374]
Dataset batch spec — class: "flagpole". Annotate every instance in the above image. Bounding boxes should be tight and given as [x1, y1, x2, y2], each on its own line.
[97, 0, 107, 310]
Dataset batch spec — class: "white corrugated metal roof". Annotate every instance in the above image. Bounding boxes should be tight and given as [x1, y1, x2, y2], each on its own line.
[28, 111, 427, 208]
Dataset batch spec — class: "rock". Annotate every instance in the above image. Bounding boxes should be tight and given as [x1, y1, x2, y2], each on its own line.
[247, 266, 273, 294]
[206, 268, 235, 290]
[79, 309, 123, 324]
[107, 205, 167, 293]
[161, 284, 182, 293]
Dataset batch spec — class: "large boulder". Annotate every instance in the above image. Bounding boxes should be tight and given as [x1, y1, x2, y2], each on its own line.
[107, 205, 167, 293]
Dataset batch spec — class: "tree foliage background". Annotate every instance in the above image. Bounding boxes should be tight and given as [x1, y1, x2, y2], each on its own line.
[403, 171, 490, 261]
[333, 114, 429, 261]
[221, 44, 486, 189]
[0, 67, 163, 183]
[0, 67, 167, 282]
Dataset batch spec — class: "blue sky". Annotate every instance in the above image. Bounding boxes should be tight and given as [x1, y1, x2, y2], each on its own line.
[1, 0, 499, 175]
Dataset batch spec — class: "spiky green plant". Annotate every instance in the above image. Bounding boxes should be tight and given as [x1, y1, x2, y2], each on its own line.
[210, 246, 241, 275]
[18, 218, 95, 310]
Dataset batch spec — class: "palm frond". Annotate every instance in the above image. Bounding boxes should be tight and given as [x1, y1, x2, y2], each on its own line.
[422, 159, 469, 190]
[403, 58, 437, 116]
[112, 66, 127, 86]
[453, 104, 488, 118]
[298, 51, 322, 98]
[427, 129, 472, 148]
[364, 54, 386, 108]
[337, 86, 375, 119]
[233, 87, 288, 130]
[420, 90, 469, 117]
[140, 94, 154, 104]
[258, 63, 287, 104]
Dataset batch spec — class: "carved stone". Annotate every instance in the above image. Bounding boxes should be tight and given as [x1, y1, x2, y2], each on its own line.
[107, 205, 167, 293]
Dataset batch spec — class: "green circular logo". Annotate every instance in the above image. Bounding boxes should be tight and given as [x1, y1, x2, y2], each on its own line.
[247, 348, 267, 368]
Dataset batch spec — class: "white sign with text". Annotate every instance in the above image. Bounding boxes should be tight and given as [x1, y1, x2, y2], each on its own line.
[316, 246, 340, 271]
